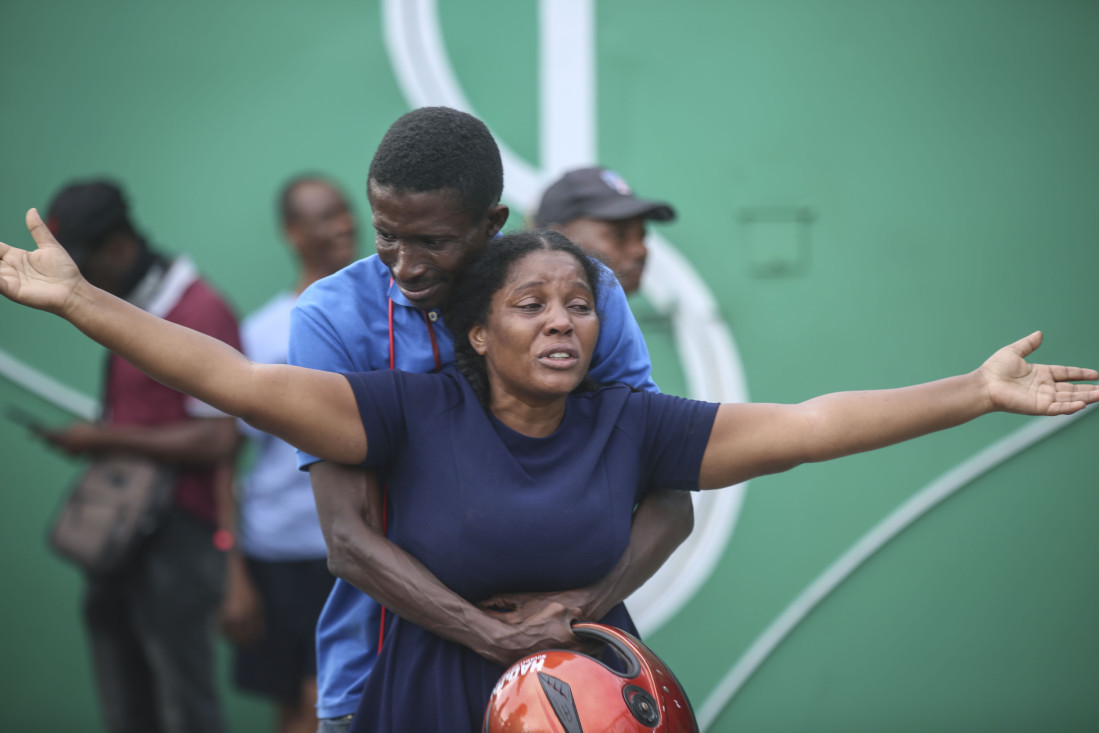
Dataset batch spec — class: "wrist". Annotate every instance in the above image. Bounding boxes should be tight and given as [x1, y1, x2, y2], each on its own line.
[59, 277, 97, 320]
[965, 369, 997, 416]
[575, 583, 612, 621]
[462, 610, 511, 663]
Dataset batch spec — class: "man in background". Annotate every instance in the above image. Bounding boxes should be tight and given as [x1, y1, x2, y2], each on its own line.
[533, 166, 677, 295]
[221, 175, 356, 733]
[42, 179, 240, 733]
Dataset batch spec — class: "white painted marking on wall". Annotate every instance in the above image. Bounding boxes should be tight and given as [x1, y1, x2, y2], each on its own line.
[540, 0, 595, 172]
[380, 0, 748, 634]
[0, 348, 97, 420]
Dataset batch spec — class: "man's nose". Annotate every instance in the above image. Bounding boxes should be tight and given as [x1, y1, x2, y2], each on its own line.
[390, 244, 427, 282]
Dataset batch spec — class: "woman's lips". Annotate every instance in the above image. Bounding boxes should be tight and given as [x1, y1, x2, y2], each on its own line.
[537, 346, 580, 369]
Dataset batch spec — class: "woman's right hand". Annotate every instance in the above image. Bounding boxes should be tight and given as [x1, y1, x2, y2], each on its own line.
[0, 209, 85, 315]
[478, 600, 588, 667]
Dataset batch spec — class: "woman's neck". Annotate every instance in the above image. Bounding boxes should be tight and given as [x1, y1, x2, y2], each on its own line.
[488, 390, 568, 438]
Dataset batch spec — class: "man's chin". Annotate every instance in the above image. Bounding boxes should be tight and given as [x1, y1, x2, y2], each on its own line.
[618, 273, 642, 295]
[400, 283, 449, 310]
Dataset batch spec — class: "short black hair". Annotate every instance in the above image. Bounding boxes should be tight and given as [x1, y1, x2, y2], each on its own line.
[368, 107, 504, 219]
[445, 229, 602, 409]
[278, 174, 340, 227]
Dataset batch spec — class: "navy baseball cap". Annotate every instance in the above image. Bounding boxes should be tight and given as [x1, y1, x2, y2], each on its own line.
[534, 167, 676, 228]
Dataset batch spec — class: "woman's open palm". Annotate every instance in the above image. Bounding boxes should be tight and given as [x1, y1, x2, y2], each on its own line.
[981, 332, 1099, 416]
[0, 209, 84, 314]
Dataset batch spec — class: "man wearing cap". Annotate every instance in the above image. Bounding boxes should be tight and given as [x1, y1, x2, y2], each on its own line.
[40, 180, 240, 733]
[534, 166, 676, 295]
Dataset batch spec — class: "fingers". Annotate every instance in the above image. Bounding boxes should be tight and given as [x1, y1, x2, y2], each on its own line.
[26, 208, 61, 248]
[1006, 331, 1043, 359]
[1049, 365, 1099, 382]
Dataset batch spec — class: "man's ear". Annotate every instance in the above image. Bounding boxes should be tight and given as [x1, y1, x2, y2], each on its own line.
[486, 204, 509, 238]
[469, 324, 488, 356]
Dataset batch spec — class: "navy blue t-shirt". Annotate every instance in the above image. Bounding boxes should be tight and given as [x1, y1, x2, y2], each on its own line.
[344, 366, 718, 732]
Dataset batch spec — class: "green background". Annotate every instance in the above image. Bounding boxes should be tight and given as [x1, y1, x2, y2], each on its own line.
[1, 1, 1096, 731]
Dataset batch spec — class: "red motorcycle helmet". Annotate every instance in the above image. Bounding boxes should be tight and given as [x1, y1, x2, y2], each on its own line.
[482, 623, 698, 732]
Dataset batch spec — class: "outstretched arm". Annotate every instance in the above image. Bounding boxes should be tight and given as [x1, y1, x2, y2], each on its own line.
[0, 209, 365, 465]
[699, 332, 1099, 489]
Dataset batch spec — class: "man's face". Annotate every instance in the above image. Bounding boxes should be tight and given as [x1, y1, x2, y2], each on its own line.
[558, 215, 648, 294]
[368, 181, 507, 310]
[286, 180, 357, 277]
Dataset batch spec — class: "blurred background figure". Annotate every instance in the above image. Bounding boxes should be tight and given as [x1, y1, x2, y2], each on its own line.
[222, 175, 356, 733]
[533, 167, 677, 294]
[42, 179, 241, 733]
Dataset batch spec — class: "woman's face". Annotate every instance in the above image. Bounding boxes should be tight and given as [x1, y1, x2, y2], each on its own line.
[470, 250, 600, 405]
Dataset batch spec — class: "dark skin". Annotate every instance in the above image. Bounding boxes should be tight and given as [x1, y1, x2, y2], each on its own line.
[556, 215, 648, 295]
[309, 181, 693, 665]
[369, 181, 504, 310]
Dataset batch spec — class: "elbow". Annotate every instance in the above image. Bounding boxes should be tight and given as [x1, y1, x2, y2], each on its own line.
[652, 488, 694, 544]
[324, 519, 361, 582]
[669, 490, 694, 543]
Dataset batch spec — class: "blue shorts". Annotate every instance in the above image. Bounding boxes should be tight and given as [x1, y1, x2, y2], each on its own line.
[233, 556, 335, 702]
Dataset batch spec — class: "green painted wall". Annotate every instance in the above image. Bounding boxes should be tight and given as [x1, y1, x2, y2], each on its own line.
[1, 2, 1095, 731]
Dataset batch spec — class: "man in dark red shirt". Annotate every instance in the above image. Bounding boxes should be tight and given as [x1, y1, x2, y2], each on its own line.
[42, 180, 240, 733]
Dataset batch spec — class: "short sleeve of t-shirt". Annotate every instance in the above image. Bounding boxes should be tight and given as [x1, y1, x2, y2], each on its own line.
[343, 369, 455, 469]
[345, 369, 718, 493]
[623, 390, 718, 493]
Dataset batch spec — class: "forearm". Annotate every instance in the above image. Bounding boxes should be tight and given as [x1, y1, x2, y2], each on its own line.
[76, 418, 241, 464]
[702, 371, 995, 489]
[310, 462, 513, 661]
[801, 371, 993, 463]
[575, 489, 693, 621]
[62, 280, 257, 417]
[59, 280, 363, 464]
[326, 507, 506, 657]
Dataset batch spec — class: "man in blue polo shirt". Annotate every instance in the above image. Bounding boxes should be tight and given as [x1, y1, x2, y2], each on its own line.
[290, 107, 692, 732]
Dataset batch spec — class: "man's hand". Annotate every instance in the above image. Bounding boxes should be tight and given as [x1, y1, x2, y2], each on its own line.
[38, 422, 104, 457]
[478, 589, 594, 624]
[477, 601, 588, 667]
[220, 553, 264, 646]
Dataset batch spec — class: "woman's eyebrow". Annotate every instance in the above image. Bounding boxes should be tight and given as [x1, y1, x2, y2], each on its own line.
[512, 280, 593, 293]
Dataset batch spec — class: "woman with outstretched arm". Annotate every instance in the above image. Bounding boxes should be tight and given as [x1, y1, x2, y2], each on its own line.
[3, 210, 1096, 732]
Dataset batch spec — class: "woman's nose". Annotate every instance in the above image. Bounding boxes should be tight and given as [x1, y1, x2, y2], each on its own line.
[545, 304, 574, 334]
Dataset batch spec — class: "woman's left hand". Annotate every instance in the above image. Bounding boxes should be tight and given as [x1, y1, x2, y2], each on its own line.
[980, 332, 1099, 416]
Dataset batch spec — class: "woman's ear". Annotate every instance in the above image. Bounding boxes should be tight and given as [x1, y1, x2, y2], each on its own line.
[469, 324, 488, 356]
